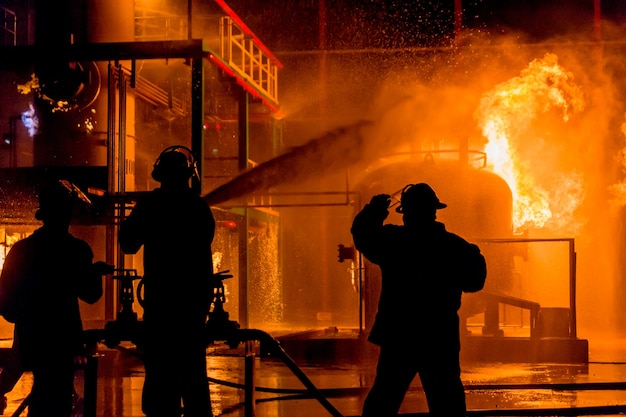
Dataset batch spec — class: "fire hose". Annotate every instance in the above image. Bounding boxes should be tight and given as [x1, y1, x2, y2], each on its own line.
[78, 269, 345, 417]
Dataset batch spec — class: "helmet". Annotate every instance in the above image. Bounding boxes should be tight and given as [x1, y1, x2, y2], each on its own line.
[35, 180, 91, 221]
[396, 183, 447, 213]
[151, 146, 196, 183]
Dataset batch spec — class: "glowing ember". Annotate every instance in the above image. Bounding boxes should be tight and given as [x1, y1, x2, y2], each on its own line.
[16, 73, 39, 95]
[17, 73, 70, 114]
[476, 53, 585, 232]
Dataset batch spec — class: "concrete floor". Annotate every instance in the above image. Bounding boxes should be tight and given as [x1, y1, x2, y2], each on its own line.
[4, 333, 626, 417]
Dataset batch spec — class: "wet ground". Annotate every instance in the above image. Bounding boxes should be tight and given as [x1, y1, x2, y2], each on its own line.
[3, 333, 626, 417]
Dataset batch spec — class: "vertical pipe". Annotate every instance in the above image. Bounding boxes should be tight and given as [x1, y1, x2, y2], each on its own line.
[454, 0, 463, 38]
[244, 340, 256, 417]
[569, 239, 577, 338]
[317, 0, 327, 137]
[105, 63, 117, 322]
[593, 0, 603, 74]
[593, 0, 601, 42]
[318, 0, 327, 52]
[188, 0, 193, 40]
[118, 67, 126, 194]
[453, 0, 464, 68]
[191, 56, 204, 194]
[115, 64, 126, 314]
[318, 0, 331, 320]
[238, 88, 250, 327]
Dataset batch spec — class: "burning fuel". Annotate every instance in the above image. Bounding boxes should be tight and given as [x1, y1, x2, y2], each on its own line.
[197, 32, 626, 338]
[476, 53, 586, 233]
[204, 51, 590, 238]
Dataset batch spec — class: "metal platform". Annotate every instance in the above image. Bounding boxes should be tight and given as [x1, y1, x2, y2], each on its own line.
[4, 335, 626, 417]
[461, 335, 589, 363]
[276, 328, 590, 364]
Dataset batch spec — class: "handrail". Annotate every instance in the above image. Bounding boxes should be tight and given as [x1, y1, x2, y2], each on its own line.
[476, 237, 577, 338]
[1, 6, 16, 47]
[79, 326, 344, 417]
[219, 16, 279, 107]
[469, 291, 541, 338]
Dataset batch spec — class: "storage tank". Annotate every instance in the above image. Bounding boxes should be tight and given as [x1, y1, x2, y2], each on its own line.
[352, 153, 514, 333]
[30, 0, 134, 170]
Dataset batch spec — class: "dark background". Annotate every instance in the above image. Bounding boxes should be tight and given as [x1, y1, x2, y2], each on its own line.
[225, 0, 626, 51]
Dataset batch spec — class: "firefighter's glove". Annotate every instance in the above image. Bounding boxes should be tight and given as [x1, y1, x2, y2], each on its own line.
[367, 194, 391, 221]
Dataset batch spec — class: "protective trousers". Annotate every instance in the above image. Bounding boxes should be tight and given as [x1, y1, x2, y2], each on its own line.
[362, 343, 466, 417]
[142, 319, 212, 417]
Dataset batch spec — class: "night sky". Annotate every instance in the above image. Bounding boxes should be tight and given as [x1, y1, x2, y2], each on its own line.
[224, 0, 626, 51]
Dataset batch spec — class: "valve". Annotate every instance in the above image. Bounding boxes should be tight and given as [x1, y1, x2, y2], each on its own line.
[337, 244, 355, 263]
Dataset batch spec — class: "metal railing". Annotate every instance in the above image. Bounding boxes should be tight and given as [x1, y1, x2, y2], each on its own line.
[134, 10, 187, 41]
[219, 16, 279, 106]
[1, 6, 16, 46]
[476, 237, 578, 338]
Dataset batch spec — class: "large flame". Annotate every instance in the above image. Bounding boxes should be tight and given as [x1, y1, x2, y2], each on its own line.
[476, 53, 586, 232]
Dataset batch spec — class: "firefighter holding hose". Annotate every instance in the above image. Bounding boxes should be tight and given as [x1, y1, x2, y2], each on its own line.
[0, 179, 112, 417]
[351, 182, 487, 417]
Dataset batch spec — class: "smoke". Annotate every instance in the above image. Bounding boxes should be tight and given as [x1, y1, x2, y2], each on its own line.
[202, 53, 497, 205]
[201, 25, 626, 337]
[204, 32, 626, 231]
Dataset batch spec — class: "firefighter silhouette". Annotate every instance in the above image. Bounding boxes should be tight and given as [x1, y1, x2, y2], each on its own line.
[119, 145, 216, 417]
[351, 183, 487, 417]
[0, 179, 111, 417]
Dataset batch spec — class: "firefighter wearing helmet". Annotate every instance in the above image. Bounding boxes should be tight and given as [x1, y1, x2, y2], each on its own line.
[118, 146, 216, 417]
[0, 179, 111, 417]
[351, 182, 487, 417]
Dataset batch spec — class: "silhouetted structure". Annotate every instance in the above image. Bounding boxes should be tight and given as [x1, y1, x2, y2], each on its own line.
[351, 182, 487, 417]
[119, 146, 216, 417]
[0, 179, 110, 417]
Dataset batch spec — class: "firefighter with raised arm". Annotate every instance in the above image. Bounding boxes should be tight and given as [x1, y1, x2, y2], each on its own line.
[351, 182, 487, 417]
[118, 146, 216, 417]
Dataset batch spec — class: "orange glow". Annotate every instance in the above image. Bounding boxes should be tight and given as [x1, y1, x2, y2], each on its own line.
[476, 53, 586, 232]
[0, 230, 23, 271]
[216, 220, 237, 228]
[17, 73, 70, 113]
[609, 120, 626, 207]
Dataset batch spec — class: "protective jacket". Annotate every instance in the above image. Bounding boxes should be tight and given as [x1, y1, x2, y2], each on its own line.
[351, 202, 486, 350]
[118, 185, 216, 417]
[0, 227, 103, 368]
[118, 186, 215, 323]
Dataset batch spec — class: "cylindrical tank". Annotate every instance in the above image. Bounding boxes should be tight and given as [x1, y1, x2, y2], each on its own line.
[32, 60, 106, 167]
[31, 0, 134, 169]
[353, 155, 514, 332]
[354, 157, 513, 239]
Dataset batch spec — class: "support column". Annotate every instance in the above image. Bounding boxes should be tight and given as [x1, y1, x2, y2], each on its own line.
[238, 88, 250, 327]
[191, 56, 204, 194]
